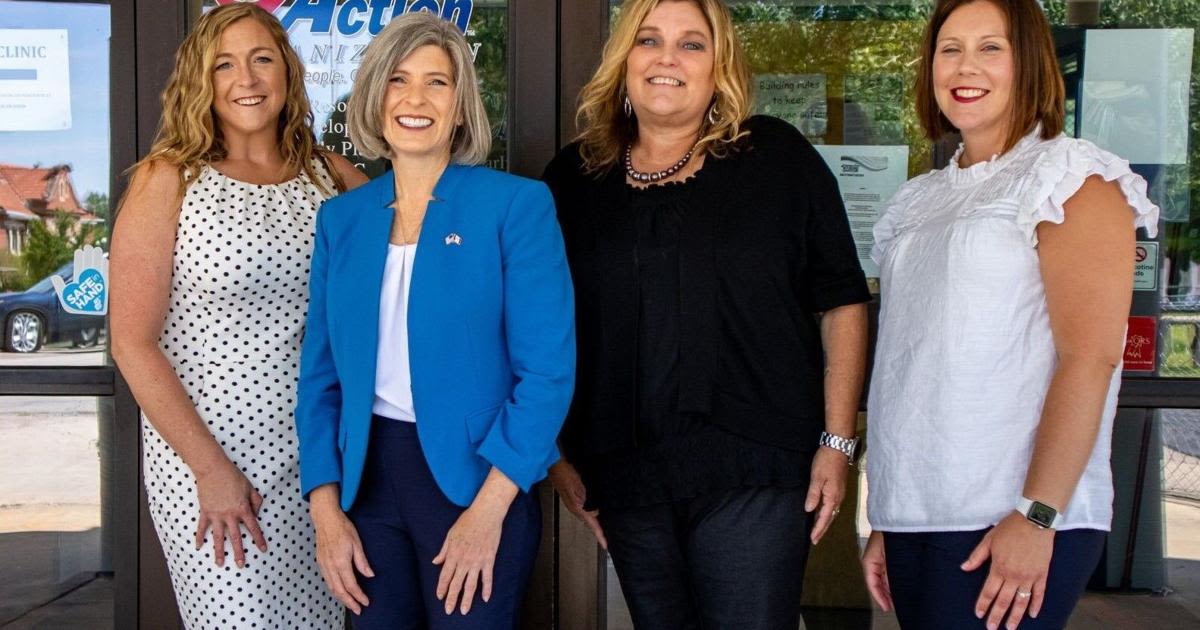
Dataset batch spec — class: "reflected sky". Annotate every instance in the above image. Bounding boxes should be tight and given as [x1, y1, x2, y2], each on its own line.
[0, 1, 110, 200]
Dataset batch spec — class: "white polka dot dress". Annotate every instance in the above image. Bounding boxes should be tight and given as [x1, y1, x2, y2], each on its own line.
[142, 160, 343, 629]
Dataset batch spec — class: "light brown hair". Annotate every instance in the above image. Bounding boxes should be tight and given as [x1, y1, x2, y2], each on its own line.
[575, 0, 753, 174]
[135, 3, 337, 195]
[915, 0, 1065, 152]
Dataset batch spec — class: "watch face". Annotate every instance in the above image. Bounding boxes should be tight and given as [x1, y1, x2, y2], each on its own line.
[1028, 501, 1057, 528]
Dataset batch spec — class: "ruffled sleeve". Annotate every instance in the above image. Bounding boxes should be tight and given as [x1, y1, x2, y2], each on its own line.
[1019, 137, 1159, 247]
[871, 174, 928, 264]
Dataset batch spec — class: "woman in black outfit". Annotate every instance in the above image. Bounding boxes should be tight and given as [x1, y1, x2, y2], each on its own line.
[542, 1, 870, 628]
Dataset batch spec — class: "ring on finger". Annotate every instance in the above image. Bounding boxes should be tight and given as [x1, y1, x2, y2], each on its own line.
[1016, 590, 1032, 599]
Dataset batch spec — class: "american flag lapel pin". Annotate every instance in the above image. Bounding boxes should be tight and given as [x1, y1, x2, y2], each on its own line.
[444, 233, 463, 246]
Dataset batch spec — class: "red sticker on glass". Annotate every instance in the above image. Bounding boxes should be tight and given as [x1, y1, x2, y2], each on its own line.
[1124, 316, 1157, 372]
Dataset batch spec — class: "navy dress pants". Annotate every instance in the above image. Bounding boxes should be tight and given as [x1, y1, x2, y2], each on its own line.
[883, 528, 1106, 629]
[348, 418, 541, 630]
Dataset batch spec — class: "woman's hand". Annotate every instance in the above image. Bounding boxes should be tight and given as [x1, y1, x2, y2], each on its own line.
[548, 460, 607, 549]
[192, 459, 268, 568]
[310, 488, 375, 615]
[962, 512, 1055, 630]
[861, 531, 893, 612]
[434, 499, 508, 615]
[806, 447, 849, 544]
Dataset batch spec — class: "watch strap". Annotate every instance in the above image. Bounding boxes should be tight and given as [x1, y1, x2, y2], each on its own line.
[1016, 497, 1063, 529]
[818, 431, 858, 461]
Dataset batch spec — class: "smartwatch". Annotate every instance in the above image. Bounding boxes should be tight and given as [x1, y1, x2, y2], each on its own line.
[1016, 497, 1063, 530]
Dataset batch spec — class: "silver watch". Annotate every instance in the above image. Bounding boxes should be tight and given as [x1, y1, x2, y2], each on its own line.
[819, 431, 859, 461]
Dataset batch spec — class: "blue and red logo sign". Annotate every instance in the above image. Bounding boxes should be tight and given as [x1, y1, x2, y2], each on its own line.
[215, 0, 474, 35]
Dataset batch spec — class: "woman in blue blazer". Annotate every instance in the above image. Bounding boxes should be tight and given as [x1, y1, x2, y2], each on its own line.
[295, 13, 574, 629]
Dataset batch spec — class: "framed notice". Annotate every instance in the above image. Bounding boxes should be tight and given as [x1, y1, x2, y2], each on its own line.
[814, 145, 909, 278]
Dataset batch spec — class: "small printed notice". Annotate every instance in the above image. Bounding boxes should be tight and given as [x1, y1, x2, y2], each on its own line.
[1124, 316, 1157, 372]
[1134, 241, 1159, 291]
[814, 145, 910, 278]
[0, 29, 71, 131]
[754, 73, 827, 141]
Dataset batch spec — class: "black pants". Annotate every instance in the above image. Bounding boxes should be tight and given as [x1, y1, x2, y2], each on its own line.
[599, 486, 813, 630]
[883, 528, 1106, 629]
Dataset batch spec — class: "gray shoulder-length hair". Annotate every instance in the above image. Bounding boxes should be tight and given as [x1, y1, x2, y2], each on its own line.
[347, 12, 491, 164]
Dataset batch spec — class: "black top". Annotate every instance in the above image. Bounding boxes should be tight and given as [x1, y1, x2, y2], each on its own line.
[543, 116, 870, 508]
[630, 181, 684, 430]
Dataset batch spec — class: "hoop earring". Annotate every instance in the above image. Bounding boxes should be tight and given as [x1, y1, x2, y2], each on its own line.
[624, 95, 633, 118]
[707, 101, 720, 126]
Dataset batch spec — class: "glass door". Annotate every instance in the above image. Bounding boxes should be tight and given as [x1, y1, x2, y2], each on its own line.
[0, 1, 136, 628]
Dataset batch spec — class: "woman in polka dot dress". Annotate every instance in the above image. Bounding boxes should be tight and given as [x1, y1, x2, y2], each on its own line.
[109, 5, 366, 628]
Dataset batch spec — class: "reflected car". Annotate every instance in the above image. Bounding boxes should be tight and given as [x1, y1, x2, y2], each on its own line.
[1, 263, 104, 353]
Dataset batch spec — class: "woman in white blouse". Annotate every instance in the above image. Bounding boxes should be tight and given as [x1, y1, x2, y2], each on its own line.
[861, 1, 1157, 629]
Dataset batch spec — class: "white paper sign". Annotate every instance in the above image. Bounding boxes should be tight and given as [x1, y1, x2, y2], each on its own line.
[754, 74, 827, 140]
[0, 29, 71, 131]
[814, 145, 910, 278]
[1081, 29, 1193, 165]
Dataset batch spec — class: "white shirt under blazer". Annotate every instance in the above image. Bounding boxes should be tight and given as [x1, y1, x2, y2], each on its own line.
[373, 243, 418, 422]
[867, 129, 1159, 532]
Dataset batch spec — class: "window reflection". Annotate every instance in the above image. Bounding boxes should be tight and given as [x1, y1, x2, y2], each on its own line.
[0, 1, 110, 361]
[0, 396, 114, 628]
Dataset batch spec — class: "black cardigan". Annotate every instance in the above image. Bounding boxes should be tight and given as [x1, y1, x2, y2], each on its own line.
[543, 115, 870, 464]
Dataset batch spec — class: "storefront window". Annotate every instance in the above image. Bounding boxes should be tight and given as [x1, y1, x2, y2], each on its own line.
[1, 3, 119, 627]
[0, 396, 115, 628]
[0, 0, 110, 362]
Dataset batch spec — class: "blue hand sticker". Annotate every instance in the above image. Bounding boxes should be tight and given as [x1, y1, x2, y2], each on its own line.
[53, 245, 108, 316]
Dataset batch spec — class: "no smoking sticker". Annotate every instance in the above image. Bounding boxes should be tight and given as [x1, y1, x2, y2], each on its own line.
[1134, 241, 1158, 291]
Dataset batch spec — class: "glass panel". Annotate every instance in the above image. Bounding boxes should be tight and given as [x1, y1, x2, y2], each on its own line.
[195, 0, 510, 175]
[0, 396, 115, 628]
[0, 1, 111, 364]
[1161, 410, 1200, 615]
[1038, 1, 1199, 378]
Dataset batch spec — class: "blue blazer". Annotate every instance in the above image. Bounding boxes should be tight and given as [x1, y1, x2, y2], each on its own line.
[295, 164, 575, 509]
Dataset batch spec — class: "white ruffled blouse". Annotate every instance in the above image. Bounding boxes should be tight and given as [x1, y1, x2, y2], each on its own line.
[866, 129, 1159, 532]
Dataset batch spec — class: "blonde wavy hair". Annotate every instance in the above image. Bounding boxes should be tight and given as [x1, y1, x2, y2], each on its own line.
[135, 3, 335, 195]
[576, 0, 753, 174]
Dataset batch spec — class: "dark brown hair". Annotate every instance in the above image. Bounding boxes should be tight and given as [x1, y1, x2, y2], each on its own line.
[915, 0, 1065, 152]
